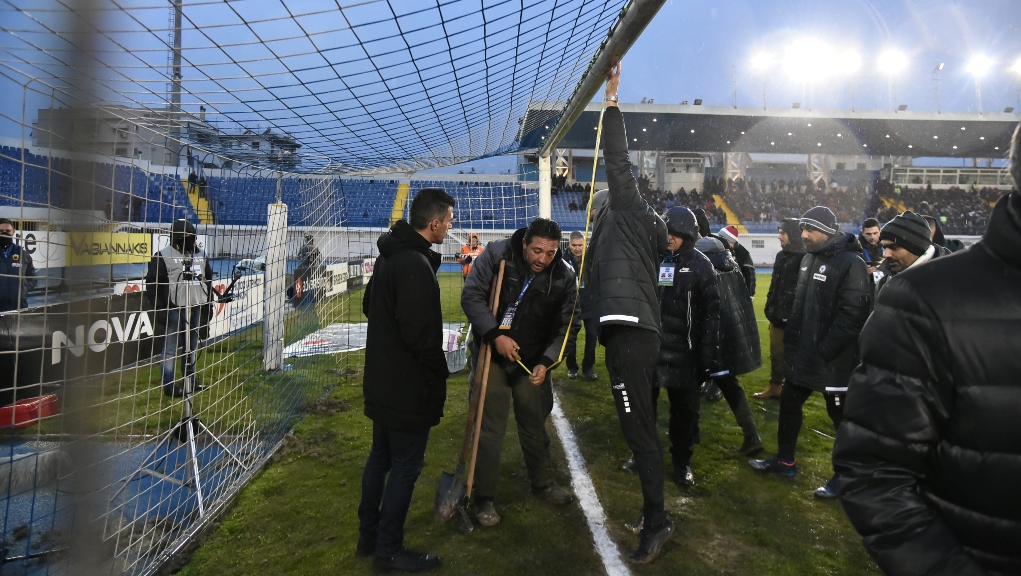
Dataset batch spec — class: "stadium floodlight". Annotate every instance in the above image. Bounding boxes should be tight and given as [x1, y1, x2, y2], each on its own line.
[750, 52, 774, 70]
[968, 56, 994, 78]
[783, 38, 834, 83]
[877, 50, 908, 75]
[1011, 58, 1021, 75]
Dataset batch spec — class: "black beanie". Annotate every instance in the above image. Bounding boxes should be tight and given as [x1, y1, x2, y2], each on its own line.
[799, 206, 838, 236]
[881, 211, 931, 256]
[693, 208, 711, 238]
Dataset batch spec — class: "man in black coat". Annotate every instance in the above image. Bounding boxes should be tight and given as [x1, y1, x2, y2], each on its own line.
[755, 218, 804, 400]
[857, 217, 883, 275]
[460, 218, 578, 527]
[695, 236, 763, 457]
[833, 183, 1021, 575]
[585, 62, 673, 564]
[648, 207, 720, 488]
[874, 211, 941, 296]
[750, 206, 871, 500]
[564, 230, 597, 380]
[358, 188, 454, 573]
[0, 218, 37, 313]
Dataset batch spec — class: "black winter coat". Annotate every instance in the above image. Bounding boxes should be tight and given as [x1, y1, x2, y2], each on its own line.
[833, 191, 1021, 576]
[857, 234, 883, 267]
[783, 232, 871, 392]
[585, 106, 669, 334]
[699, 237, 761, 376]
[654, 245, 719, 390]
[362, 220, 449, 430]
[461, 228, 579, 371]
[731, 241, 756, 297]
[764, 246, 805, 328]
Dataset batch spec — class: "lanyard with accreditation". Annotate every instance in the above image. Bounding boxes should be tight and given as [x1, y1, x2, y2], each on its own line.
[498, 273, 534, 330]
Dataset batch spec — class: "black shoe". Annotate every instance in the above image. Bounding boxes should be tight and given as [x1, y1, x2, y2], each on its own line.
[373, 547, 441, 573]
[704, 381, 722, 402]
[749, 455, 798, 478]
[163, 385, 184, 398]
[737, 434, 764, 456]
[356, 537, 376, 558]
[583, 369, 598, 381]
[567, 370, 578, 380]
[622, 455, 637, 473]
[629, 517, 674, 564]
[814, 476, 841, 500]
[673, 465, 694, 487]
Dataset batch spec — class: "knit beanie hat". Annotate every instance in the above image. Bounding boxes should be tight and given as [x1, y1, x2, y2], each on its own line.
[590, 189, 609, 216]
[718, 225, 740, 244]
[799, 206, 838, 236]
[881, 211, 931, 256]
[779, 218, 805, 252]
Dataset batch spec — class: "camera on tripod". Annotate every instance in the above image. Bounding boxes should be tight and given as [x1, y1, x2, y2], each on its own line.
[181, 257, 203, 281]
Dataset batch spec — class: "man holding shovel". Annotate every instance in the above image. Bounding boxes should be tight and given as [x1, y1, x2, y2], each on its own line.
[460, 217, 579, 527]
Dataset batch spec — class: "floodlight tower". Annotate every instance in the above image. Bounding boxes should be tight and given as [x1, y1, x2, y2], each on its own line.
[878, 49, 908, 110]
[968, 56, 994, 114]
[932, 63, 945, 114]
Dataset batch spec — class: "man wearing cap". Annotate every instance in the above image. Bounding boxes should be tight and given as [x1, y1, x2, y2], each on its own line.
[716, 225, 755, 297]
[458, 233, 484, 280]
[749, 206, 871, 500]
[585, 61, 673, 564]
[874, 211, 941, 295]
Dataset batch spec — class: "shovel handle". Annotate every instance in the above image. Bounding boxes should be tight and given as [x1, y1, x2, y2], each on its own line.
[466, 260, 506, 498]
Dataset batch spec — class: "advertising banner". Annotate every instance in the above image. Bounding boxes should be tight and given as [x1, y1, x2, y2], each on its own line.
[67, 232, 152, 266]
[15, 231, 66, 269]
[207, 274, 264, 340]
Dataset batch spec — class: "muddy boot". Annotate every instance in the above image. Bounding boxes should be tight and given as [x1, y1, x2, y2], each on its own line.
[733, 395, 763, 456]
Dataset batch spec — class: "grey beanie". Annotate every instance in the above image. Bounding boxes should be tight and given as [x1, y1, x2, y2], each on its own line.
[590, 189, 609, 216]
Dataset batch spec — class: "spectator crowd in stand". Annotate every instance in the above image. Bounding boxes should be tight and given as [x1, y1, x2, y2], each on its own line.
[724, 178, 872, 225]
[875, 182, 1004, 235]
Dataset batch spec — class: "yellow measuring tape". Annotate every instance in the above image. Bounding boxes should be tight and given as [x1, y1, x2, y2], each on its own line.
[544, 95, 609, 371]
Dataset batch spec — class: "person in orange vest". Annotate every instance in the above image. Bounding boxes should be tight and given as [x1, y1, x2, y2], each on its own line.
[458, 233, 484, 279]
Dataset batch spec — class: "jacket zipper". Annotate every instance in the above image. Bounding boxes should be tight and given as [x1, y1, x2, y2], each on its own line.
[686, 291, 693, 349]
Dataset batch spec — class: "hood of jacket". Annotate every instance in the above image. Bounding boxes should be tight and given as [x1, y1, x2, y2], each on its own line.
[377, 220, 441, 271]
[983, 190, 1021, 269]
[780, 218, 805, 253]
[810, 231, 862, 259]
[695, 236, 736, 272]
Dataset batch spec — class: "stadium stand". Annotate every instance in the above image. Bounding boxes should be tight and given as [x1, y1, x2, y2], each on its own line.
[876, 183, 1005, 235]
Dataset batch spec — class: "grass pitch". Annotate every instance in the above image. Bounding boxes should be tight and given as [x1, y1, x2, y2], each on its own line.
[179, 273, 878, 575]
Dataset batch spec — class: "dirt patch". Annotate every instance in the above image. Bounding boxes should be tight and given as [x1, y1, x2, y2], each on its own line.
[309, 397, 351, 417]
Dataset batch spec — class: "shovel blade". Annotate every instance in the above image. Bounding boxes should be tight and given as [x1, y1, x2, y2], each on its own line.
[434, 471, 466, 524]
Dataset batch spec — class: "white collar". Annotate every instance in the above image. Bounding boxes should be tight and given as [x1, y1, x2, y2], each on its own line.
[907, 244, 937, 270]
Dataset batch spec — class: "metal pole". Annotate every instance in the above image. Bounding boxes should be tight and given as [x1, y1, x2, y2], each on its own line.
[538, 0, 668, 157]
[975, 78, 983, 115]
[170, 0, 183, 166]
[538, 153, 552, 219]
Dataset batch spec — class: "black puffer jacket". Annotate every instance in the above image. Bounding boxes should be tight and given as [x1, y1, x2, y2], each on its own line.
[362, 220, 449, 430]
[764, 220, 805, 328]
[654, 243, 719, 389]
[783, 232, 871, 392]
[731, 240, 757, 297]
[833, 191, 1021, 576]
[698, 237, 761, 376]
[586, 106, 669, 334]
[461, 228, 579, 371]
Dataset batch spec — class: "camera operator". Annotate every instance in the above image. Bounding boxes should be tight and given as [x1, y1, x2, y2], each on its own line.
[146, 219, 214, 397]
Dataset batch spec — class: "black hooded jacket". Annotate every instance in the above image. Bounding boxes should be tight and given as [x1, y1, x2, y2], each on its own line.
[858, 233, 883, 267]
[585, 106, 669, 334]
[833, 191, 1021, 576]
[654, 242, 720, 389]
[698, 237, 761, 376]
[461, 228, 578, 371]
[765, 220, 806, 328]
[362, 220, 449, 430]
[783, 232, 871, 392]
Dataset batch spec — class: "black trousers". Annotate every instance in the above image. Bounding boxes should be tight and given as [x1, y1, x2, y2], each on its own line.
[650, 383, 700, 469]
[776, 381, 845, 463]
[566, 317, 599, 372]
[358, 422, 430, 557]
[603, 325, 666, 529]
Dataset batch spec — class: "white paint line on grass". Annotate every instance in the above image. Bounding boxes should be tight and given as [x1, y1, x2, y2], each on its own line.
[550, 390, 632, 576]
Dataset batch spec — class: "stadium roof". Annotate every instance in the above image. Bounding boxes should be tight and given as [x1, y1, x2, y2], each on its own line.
[521, 103, 1020, 158]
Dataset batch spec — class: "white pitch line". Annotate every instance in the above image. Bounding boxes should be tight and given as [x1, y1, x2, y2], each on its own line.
[550, 390, 632, 576]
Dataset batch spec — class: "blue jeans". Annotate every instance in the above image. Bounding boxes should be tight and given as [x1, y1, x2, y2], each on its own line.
[358, 422, 430, 557]
[161, 307, 201, 392]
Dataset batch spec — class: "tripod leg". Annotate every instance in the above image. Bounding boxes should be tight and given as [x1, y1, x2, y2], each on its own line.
[186, 419, 205, 517]
[109, 422, 185, 502]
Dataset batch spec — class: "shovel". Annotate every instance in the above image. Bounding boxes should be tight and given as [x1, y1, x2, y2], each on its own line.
[435, 260, 505, 528]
